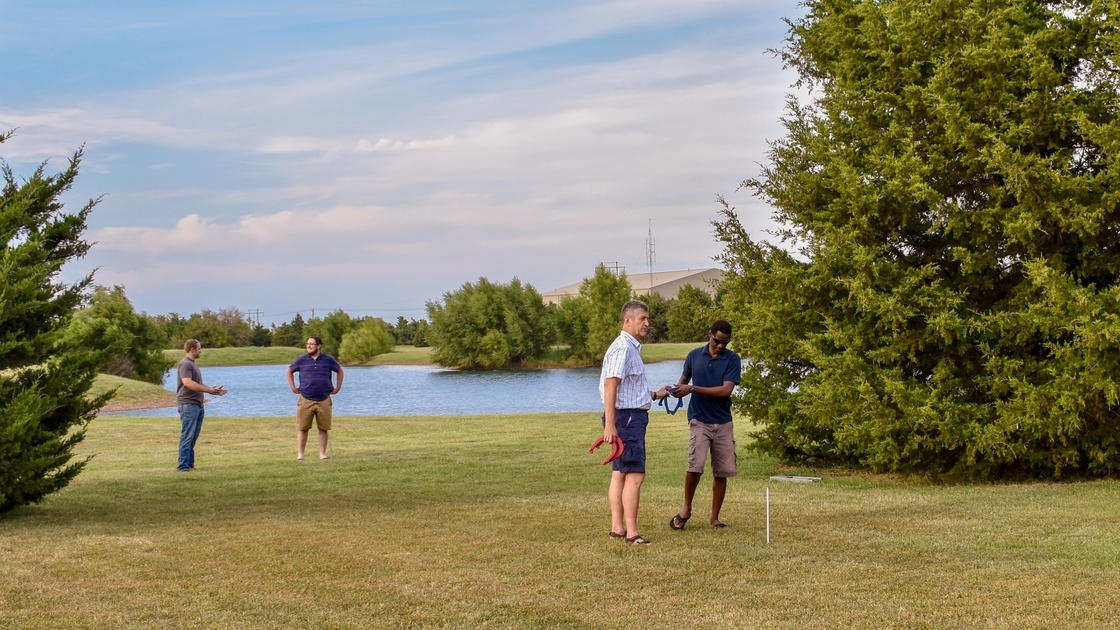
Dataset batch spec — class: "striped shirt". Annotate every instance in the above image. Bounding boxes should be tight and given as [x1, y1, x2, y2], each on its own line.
[599, 330, 652, 410]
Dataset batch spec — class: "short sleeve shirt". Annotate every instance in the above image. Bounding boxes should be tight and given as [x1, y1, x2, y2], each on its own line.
[288, 353, 342, 402]
[682, 345, 741, 424]
[599, 331, 652, 410]
[176, 357, 205, 405]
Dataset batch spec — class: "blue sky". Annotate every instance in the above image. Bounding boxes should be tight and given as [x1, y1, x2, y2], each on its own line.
[2, 0, 800, 324]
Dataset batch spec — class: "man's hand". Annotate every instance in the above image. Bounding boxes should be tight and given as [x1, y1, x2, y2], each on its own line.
[673, 384, 693, 398]
[603, 421, 619, 444]
[655, 384, 672, 400]
[211, 386, 228, 396]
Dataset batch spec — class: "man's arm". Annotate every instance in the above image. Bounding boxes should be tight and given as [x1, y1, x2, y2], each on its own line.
[677, 381, 735, 398]
[181, 378, 226, 396]
[286, 368, 300, 394]
[332, 366, 345, 395]
[603, 377, 620, 443]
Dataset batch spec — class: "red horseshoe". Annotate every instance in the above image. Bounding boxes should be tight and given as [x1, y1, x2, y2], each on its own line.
[588, 437, 625, 465]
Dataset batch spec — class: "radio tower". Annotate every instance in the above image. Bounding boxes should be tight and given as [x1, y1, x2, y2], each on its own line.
[646, 220, 656, 296]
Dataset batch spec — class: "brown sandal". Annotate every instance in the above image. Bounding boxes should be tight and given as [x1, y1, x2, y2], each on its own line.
[625, 534, 652, 546]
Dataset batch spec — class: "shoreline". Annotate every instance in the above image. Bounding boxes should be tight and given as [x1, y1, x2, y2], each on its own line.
[103, 343, 697, 413]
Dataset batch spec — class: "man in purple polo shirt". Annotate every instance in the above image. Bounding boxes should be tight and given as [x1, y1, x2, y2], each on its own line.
[286, 336, 345, 461]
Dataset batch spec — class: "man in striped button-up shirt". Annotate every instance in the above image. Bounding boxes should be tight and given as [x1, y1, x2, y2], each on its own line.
[600, 299, 672, 546]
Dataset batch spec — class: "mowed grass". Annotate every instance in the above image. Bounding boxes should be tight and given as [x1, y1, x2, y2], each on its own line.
[6, 414, 1120, 629]
[162, 346, 306, 366]
[641, 341, 698, 364]
[158, 343, 690, 369]
[161, 345, 434, 367]
[90, 374, 175, 411]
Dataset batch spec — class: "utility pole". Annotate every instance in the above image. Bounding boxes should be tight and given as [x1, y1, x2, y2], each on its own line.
[246, 309, 263, 326]
[646, 220, 656, 296]
[599, 261, 624, 276]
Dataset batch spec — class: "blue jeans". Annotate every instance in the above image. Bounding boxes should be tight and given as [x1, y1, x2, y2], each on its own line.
[178, 403, 204, 471]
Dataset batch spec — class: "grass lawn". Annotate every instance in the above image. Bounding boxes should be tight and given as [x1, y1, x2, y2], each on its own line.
[4, 413, 1120, 628]
[159, 343, 691, 369]
[90, 374, 175, 412]
[641, 341, 698, 364]
[161, 345, 434, 367]
[360, 344, 434, 366]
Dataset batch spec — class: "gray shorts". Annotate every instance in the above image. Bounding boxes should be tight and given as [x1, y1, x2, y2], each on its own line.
[687, 419, 738, 477]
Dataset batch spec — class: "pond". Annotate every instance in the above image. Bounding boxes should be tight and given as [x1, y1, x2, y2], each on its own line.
[109, 361, 693, 417]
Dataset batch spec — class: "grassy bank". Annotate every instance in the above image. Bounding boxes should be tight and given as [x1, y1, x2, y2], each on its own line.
[90, 374, 175, 412]
[162, 346, 306, 366]
[159, 342, 693, 369]
[161, 345, 435, 367]
[4, 413, 1120, 628]
[641, 341, 698, 363]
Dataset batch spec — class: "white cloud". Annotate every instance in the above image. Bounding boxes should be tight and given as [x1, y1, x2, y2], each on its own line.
[10, 1, 801, 318]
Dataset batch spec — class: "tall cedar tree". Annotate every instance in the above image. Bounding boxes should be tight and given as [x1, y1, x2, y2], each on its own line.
[0, 135, 111, 512]
[718, 0, 1120, 478]
[556, 266, 634, 363]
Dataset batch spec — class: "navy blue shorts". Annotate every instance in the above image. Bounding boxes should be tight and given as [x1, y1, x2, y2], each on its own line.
[602, 409, 649, 473]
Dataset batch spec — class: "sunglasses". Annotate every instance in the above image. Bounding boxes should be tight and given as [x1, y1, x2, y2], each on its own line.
[709, 335, 730, 347]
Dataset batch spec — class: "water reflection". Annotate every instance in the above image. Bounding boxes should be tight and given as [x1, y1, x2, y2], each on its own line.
[109, 361, 691, 417]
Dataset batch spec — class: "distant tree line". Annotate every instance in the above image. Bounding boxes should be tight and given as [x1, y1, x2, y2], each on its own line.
[425, 265, 724, 369]
[67, 287, 434, 381]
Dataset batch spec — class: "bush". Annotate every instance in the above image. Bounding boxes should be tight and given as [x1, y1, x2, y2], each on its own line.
[304, 309, 358, 358]
[66, 285, 174, 383]
[427, 278, 553, 369]
[339, 318, 395, 363]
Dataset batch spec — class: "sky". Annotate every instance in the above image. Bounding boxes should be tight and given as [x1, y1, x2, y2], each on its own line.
[1, 0, 801, 325]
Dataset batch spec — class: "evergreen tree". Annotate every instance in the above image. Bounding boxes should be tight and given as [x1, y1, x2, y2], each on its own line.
[0, 136, 111, 513]
[643, 292, 671, 343]
[271, 313, 305, 348]
[556, 265, 634, 362]
[718, 0, 1120, 478]
[667, 284, 715, 342]
[249, 323, 272, 347]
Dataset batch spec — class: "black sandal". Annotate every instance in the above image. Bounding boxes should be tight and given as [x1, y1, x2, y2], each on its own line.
[608, 531, 626, 539]
[669, 513, 690, 530]
[625, 534, 652, 546]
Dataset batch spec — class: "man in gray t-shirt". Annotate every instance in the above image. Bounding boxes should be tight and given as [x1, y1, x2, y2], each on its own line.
[176, 339, 227, 471]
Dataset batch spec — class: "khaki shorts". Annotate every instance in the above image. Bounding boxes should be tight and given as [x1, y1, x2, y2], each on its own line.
[687, 419, 737, 477]
[296, 396, 332, 431]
